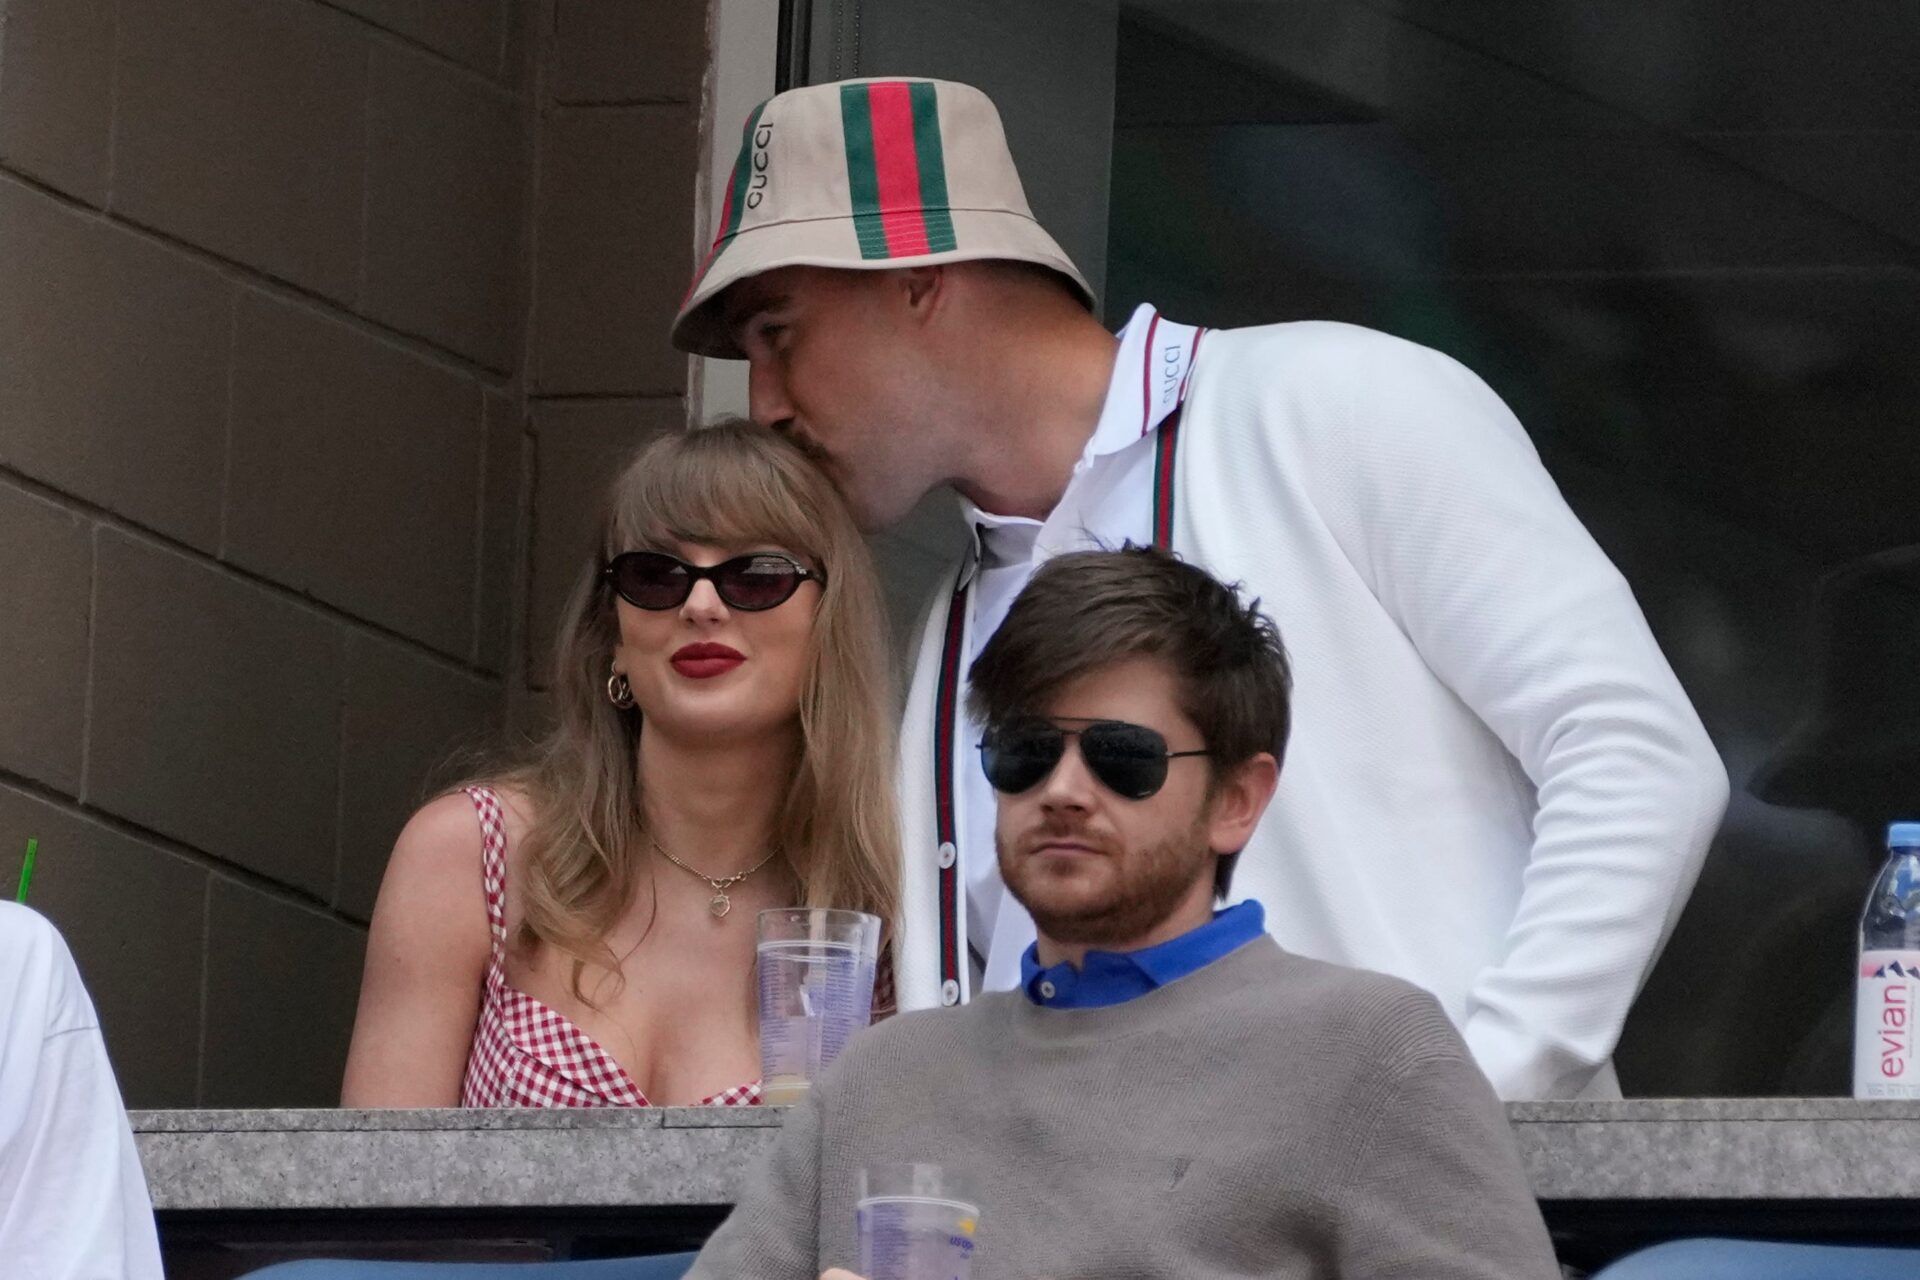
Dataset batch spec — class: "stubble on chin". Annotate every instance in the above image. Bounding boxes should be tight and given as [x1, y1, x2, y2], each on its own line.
[998, 818, 1212, 949]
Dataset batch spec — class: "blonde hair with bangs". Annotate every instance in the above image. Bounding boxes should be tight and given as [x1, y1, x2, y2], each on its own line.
[493, 420, 900, 1001]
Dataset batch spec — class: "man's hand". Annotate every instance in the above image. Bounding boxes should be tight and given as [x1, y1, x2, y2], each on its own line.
[820, 1271, 868, 1280]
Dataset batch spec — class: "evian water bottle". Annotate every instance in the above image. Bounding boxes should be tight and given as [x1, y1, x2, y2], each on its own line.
[1855, 822, 1920, 1098]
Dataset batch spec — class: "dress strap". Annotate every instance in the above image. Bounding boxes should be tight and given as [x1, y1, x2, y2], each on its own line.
[462, 786, 511, 979]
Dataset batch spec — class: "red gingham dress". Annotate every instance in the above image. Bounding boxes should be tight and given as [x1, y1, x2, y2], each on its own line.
[457, 786, 762, 1109]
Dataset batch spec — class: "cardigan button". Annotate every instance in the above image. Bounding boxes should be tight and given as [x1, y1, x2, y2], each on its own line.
[937, 842, 957, 870]
[1038, 980, 1057, 1000]
[941, 979, 961, 1006]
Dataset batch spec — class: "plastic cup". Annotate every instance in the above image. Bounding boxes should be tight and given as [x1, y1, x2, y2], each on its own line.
[856, 1163, 980, 1280]
[755, 907, 881, 1105]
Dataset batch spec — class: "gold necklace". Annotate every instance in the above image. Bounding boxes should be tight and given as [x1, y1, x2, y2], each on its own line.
[647, 834, 781, 918]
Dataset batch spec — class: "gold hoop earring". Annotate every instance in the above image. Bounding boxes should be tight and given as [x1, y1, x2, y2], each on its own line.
[606, 668, 635, 710]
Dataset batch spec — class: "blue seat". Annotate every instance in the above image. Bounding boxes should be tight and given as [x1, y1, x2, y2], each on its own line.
[1594, 1238, 1920, 1279]
[240, 1253, 699, 1280]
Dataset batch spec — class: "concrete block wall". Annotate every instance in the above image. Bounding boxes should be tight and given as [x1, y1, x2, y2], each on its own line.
[520, 0, 706, 720]
[0, 0, 709, 1106]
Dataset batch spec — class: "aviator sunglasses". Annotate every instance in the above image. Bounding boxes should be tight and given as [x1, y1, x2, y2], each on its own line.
[979, 718, 1210, 801]
[602, 551, 825, 612]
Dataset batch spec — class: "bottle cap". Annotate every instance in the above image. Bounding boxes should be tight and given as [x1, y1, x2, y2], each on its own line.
[1891, 822, 1920, 849]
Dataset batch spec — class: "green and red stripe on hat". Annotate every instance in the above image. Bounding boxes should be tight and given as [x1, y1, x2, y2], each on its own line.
[683, 99, 771, 308]
[840, 80, 959, 259]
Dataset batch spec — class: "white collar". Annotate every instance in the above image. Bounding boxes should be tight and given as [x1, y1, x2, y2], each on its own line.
[958, 304, 1201, 562]
[1090, 303, 1203, 457]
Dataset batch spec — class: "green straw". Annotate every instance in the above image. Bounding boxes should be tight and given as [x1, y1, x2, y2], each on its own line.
[15, 838, 37, 904]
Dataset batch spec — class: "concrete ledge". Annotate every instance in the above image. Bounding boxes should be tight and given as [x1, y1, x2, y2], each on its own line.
[1513, 1099, 1920, 1200]
[132, 1101, 1920, 1212]
[135, 1109, 772, 1211]
[1510, 1098, 1920, 1122]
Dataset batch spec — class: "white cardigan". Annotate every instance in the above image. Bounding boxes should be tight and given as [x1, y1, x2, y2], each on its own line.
[896, 320, 1730, 1100]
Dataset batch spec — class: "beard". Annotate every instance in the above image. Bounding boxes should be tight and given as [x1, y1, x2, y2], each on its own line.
[997, 810, 1215, 949]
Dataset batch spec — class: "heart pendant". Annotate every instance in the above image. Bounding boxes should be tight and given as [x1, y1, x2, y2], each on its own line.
[709, 891, 731, 918]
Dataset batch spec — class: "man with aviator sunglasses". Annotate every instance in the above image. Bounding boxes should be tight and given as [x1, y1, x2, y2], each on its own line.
[688, 548, 1559, 1280]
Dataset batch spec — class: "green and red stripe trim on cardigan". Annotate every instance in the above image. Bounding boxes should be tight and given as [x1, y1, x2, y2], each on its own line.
[840, 81, 959, 260]
[931, 579, 969, 1000]
[1153, 328, 1204, 547]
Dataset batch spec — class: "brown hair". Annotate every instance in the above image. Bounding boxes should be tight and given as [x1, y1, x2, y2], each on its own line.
[484, 420, 900, 1000]
[965, 545, 1291, 896]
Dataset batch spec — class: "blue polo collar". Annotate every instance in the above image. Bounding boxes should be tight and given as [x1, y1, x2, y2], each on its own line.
[1019, 900, 1267, 1010]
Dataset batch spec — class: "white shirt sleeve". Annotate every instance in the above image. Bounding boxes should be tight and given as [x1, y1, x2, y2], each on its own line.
[1296, 330, 1730, 1099]
[0, 903, 165, 1280]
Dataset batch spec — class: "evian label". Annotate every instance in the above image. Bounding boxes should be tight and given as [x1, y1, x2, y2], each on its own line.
[1856, 950, 1920, 1098]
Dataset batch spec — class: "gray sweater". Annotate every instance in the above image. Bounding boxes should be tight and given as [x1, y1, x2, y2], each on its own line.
[691, 937, 1560, 1279]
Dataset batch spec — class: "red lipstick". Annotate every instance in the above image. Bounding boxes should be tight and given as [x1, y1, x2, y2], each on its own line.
[671, 642, 745, 680]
